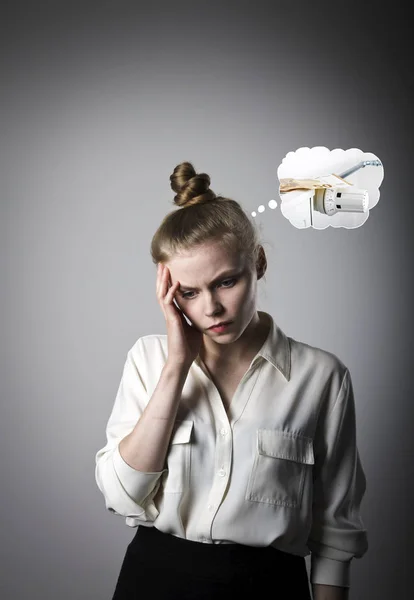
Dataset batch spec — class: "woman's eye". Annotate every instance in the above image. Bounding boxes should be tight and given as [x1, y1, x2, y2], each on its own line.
[180, 278, 237, 300]
[221, 278, 236, 288]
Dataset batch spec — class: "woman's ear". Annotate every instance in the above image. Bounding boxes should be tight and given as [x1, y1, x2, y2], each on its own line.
[255, 245, 267, 280]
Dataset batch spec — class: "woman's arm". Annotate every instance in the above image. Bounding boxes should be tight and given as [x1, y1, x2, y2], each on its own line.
[119, 359, 190, 471]
[312, 583, 349, 600]
[308, 368, 368, 589]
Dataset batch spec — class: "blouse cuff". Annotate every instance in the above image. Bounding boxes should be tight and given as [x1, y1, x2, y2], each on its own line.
[310, 554, 351, 588]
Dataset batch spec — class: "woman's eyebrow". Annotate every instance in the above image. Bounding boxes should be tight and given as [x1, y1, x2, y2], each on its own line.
[179, 269, 242, 291]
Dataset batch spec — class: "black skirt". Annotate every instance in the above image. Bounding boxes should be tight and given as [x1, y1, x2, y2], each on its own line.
[112, 525, 312, 600]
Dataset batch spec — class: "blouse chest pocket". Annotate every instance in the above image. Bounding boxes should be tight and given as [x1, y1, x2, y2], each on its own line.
[162, 419, 193, 494]
[246, 429, 314, 508]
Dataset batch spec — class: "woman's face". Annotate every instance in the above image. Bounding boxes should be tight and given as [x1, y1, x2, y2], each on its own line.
[165, 241, 259, 344]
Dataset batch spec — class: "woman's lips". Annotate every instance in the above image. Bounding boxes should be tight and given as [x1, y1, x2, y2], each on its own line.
[209, 321, 233, 332]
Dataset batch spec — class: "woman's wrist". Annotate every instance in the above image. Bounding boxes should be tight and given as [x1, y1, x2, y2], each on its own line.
[311, 583, 349, 600]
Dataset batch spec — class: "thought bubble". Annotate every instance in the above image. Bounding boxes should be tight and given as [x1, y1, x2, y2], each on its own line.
[276, 147, 384, 229]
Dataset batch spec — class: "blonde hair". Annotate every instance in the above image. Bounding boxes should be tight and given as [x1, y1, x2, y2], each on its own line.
[150, 161, 268, 279]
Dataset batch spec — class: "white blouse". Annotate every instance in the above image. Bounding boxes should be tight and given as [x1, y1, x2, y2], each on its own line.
[95, 310, 368, 588]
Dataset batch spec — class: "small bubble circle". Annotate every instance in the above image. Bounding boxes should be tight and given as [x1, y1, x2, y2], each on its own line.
[251, 199, 278, 218]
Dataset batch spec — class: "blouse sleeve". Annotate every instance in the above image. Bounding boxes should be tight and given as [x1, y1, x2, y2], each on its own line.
[307, 368, 369, 588]
[95, 339, 167, 526]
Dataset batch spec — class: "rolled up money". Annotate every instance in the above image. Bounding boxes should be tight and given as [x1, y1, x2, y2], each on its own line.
[279, 178, 333, 193]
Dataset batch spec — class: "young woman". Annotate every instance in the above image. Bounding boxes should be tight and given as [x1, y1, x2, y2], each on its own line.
[95, 161, 368, 600]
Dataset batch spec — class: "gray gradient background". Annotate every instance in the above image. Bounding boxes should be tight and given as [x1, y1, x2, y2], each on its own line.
[2, 1, 413, 599]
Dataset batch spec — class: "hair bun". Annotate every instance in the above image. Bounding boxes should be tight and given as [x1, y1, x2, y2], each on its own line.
[170, 161, 217, 208]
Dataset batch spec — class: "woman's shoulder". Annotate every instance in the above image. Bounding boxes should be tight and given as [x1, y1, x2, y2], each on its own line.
[129, 332, 167, 353]
[288, 333, 348, 378]
[127, 333, 169, 366]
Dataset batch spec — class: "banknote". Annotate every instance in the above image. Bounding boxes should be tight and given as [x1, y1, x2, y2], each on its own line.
[279, 178, 332, 193]
[279, 174, 351, 193]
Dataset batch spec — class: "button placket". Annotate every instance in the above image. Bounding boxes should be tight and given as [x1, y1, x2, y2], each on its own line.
[196, 417, 234, 543]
